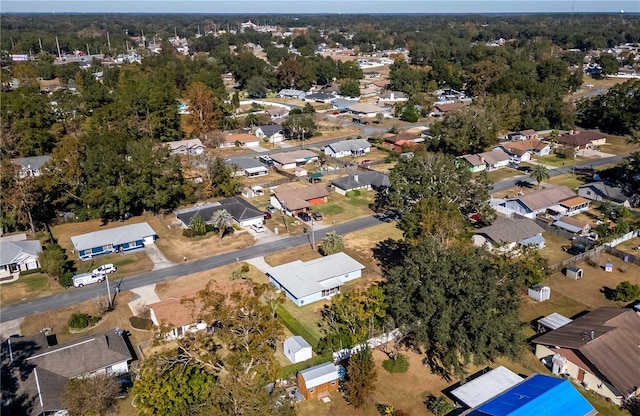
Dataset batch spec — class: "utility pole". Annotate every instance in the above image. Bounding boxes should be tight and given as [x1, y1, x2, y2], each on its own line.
[105, 274, 112, 309]
[107, 31, 112, 52]
[310, 220, 315, 249]
[55, 36, 61, 59]
[38, 38, 43, 52]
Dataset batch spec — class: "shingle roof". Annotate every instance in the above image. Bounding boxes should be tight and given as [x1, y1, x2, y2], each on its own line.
[274, 184, 329, 211]
[532, 308, 640, 397]
[175, 197, 263, 226]
[225, 156, 266, 170]
[578, 182, 629, 204]
[331, 171, 390, 191]
[326, 139, 371, 153]
[559, 130, 605, 146]
[266, 252, 365, 299]
[384, 132, 418, 144]
[270, 150, 318, 166]
[256, 124, 283, 137]
[434, 102, 464, 113]
[223, 133, 260, 144]
[0, 240, 42, 266]
[348, 102, 387, 114]
[499, 139, 549, 155]
[559, 195, 590, 208]
[70, 222, 157, 252]
[474, 215, 544, 244]
[513, 186, 577, 211]
[165, 138, 204, 151]
[278, 89, 305, 96]
[461, 149, 510, 167]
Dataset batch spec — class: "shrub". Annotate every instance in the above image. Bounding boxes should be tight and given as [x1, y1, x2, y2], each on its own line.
[88, 315, 101, 326]
[240, 263, 250, 273]
[68, 313, 90, 329]
[382, 354, 410, 374]
[424, 394, 453, 416]
[182, 229, 196, 238]
[58, 272, 73, 288]
[129, 316, 153, 330]
[614, 281, 640, 302]
[346, 189, 362, 197]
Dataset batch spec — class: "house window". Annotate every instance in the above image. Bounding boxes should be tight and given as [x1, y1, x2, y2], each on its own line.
[586, 191, 591, 195]
[331, 380, 336, 386]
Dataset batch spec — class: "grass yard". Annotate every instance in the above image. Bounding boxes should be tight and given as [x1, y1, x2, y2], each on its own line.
[482, 168, 522, 183]
[539, 232, 575, 266]
[312, 190, 376, 224]
[0, 273, 65, 306]
[598, 133, 639, 155]
[545, 172, 588, 190]
[535, 153, 590, 167]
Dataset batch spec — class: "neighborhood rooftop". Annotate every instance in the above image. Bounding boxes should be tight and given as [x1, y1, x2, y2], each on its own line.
[513, 186, 578, 211]
[325, 138, 370, 153]
[266, 252, 365, 299]
[474, 215, 544, 244]
[0, 240, 42, 266]
[298, 362, 339, 389]
[70, 222, 156, 252]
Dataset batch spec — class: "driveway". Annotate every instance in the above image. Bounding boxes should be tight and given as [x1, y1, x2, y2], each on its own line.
[579, 149, 615, 158]
[244, 256, 272, 273]
[127, 284, 161, 316]
[144, 244, 174, 270]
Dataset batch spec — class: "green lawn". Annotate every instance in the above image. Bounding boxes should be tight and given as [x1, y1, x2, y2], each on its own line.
[483, 168, 522, 183]
[0, 273, 63, 306]
[535, 154, 589, 167]
[545, 173, 587, 190]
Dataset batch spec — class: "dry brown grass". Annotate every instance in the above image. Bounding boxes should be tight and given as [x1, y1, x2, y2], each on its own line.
[0, 274, 65, 305]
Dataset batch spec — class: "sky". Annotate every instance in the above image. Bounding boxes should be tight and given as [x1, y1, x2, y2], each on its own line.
[2, 1, 639, 14]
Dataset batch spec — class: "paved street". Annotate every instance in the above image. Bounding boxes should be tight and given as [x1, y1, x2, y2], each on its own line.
[0, 216, 381, 323]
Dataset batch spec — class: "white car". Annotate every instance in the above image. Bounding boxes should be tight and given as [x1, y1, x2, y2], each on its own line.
[250, 224, 265, 233]
[92, 264, 117, 275]
[73, 273, 104, 288]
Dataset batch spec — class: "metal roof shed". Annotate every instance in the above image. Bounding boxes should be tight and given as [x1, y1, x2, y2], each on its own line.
[451, 366, 523, 408]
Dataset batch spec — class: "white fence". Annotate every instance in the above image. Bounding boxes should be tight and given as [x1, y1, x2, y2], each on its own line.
[605, 230, 639, 247]
[332, 328, 402, 362]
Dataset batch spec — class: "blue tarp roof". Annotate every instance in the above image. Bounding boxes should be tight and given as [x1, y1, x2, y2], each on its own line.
[467, 374, 596, 416]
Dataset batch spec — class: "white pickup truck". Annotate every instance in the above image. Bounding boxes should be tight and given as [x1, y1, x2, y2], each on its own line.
[72, 272, 104, 288]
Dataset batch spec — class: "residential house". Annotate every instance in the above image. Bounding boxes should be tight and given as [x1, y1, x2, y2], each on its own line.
[11, 156, 51, 178]
[431, 102, 464, 116]
[506, 129, 538, 141]
[70, 222, 157, 260]
[175, 197, 264, 229]
[220, 133, 261, 149]
[451, 366, 524, 409]
[331, 172, 390, 195]
[359, 84, 380, 98]
[495, 139, 551, 163]
[255, 124, 285, 144]
[270, 183, 329, 216]
[323, 139, 371, 159]
[297, 362, 340, 400]
[552, 216, 591, 235]
[304, 92, 335, 103]
[392, 139, 422, 153]
[224, 157, 269, 177]
[266, 252, 365, 306]
[378, 91, 409, 104]
[5, 329, 134, 416]
[533, 308, 640, 405]
[331, 98, 358, 111]
[0, 239, 42, 279]
[164, 138, 205, 155]
[267, 106, 289, 120]
[283, 336, 313, 364]
[492, 186, 590, 219]
[578, 182, 635, 207]
[383, 132, 419, 148]
[269, 150, 319, 170]
[149, 295, 208, 339]
[277, 89, 306, 99]
[459, 149, 511, 172]
[347, 102, 388, 118]
[459, 374, 597, 416]
[472, 215, 545, 252]
[558, 130, 607, 152]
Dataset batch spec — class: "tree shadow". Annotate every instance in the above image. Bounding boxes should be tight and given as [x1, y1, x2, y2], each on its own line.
[1, 337, 41, 416]
[515, 180, 533, 189]
[372, 238, 408, 275]
[600, 286, 617, 300]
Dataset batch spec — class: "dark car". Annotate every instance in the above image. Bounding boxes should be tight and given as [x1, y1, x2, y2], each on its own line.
[297, 212, 311, 222]
[263, 211, 272, 220]
[312, 212, 323, 221]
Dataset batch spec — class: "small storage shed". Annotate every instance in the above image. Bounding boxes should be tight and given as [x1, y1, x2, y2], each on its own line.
[297, 362, 339, 400]
[604, 263, 613, 272]
[528, 284, 551, 302]
[565, 265, 583, 280]
[284, 335, 313, 364]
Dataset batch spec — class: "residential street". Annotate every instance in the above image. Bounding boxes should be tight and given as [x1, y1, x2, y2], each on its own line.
[0, 216, 380, 323]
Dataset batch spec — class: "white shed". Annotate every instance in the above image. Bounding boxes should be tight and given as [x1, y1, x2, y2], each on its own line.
[284, 335, 313, 364]
[528, 284, 551, 302]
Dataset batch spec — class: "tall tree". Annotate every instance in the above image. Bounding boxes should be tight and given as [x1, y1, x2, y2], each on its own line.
[61, 374, 120, 416]
[184, 81, 225, 136]
[207, 156, 241, 197]
[384, 238, 523, 380]
[344, 346, 377, 409]
[529, 164, 550, 189]
[320, 231, 344, 255]
[430, 106, 499, 154]
[276, 57, 313, 90]
[339, 79, 360, 98]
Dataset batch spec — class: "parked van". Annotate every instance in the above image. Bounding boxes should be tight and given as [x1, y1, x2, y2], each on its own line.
[73, 272, 104, 288]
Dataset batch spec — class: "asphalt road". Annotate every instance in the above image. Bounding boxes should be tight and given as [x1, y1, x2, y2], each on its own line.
[491, 153, 628, 193]
[0, 216, 381, 323]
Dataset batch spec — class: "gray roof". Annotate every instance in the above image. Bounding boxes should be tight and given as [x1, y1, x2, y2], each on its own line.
[266, 252, 365, 299]
[331, 171, 390, 191]
[70, 222, 157, 251]
[451, 366, 523, 408]
[270, 150, 318, 165]
[298, 362, 339, 388]
[225, 156, 266, 170]
[326, 139, 371, 153]
[284, 335, 312, 354]
[537, 312, 572, 330]
[513, 186, 577, 212]
[0, 240, 42, 266]
[475, 215, 544, 244]
[305, 92, 334, 101]
[278, 88, 305, 96]
[9, 329, 133, 416]
[256, 124, 283, 137]
[331, 98, 358, 107]
[578, 182, 629, 204]
[175, 197, 263, 226]
[12, 155, 51, 170]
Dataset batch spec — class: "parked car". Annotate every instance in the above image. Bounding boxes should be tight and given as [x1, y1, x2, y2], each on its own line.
[263, 211, 272, 220]
[266, 205, 277, 213]
[73, 273, 104, 288]
[92, 264, 117, 275]
[312, 212, 323, 221]
[297, 212, 311, 222]
[360, 159, 372, 165]
[250, 224, 265, 233]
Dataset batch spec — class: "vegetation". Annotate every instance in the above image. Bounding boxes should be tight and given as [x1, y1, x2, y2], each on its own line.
[614, 281, 640, 302]
[67, 312, 90, 329]
[382, 354, 410, 374]
[577, 80, 640, 135]
[530, 164, 551, 189]
[61, 374, 120, 416]
[344, 346, 377, 409]
[320, 231, 344, 255]
[424, 394, 454, 416]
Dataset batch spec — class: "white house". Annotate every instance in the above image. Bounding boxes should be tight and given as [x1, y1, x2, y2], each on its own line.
[221, 133, 261, 148]
[149, 296, 208, 339]
[12, 156, 51, 178]
[269, 150, 318, 170]
[266, 252, 365, 306]
[175, 197, 264, 229]
[164, 138, 205, 155]
[378, 91, 409, 104]
[277, 89, 306, 99]
[0, 239, 42, 279]
[283, 335, 313, 363]
[323, 139, 371, 158]
[492, 186, 590, 219]
[347, 102, 389, 118]
[70, 222, 157, 260]
[255, 124, 285, 144]
[494, 139, 551, 164]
